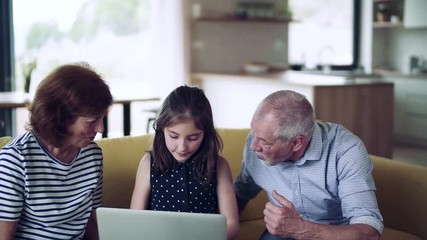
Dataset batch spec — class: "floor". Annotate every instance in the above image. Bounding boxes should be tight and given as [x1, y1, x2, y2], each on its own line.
[392, 142, 427, 167]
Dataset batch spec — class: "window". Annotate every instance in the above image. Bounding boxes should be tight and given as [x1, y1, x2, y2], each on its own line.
[6, 0, 187, 137]
[288, 0, 360, 71]
[11, 0, 153, 137]
[13, 0, 151, 94]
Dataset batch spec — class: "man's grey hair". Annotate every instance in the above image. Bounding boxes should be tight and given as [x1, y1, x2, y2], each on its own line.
[253, 90, 315, 142]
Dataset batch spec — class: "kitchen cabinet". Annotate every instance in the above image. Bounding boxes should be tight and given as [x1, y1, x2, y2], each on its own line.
[190, 1, 293, 74]
[193, 72, 394, 158]
[372, 0, 427, 29]
[385, 77, 427, 146]
[373, 0, 404, 28]
[403, 0, 427, 28]
[191, 16, 289, 74]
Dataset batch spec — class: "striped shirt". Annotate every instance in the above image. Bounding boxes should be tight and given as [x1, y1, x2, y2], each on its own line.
[0, 131, 103, 239]
[235, 122, 384, 234]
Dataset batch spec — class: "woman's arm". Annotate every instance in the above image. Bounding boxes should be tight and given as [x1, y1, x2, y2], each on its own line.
[216, 156, 240, 240]
[0, 221, 17, 240]
[130, 154, 151, 209]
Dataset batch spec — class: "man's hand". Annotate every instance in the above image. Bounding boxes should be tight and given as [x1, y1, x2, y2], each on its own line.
[264, 190, 381, 240]
[263, 190, 306, 238]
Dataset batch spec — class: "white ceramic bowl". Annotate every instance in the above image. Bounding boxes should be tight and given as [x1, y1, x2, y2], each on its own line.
[244, 62, 269, 74]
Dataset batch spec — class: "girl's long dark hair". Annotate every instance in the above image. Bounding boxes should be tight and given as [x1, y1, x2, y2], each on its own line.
[150, 85, 222, 185]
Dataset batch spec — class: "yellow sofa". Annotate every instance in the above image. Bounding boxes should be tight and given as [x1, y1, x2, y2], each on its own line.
[1, 129, 426, 240]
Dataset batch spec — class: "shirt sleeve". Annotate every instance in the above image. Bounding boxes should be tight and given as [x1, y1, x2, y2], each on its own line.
[234, 133, 262, 201]
[0, 147, 25, 221]
[336, 138, 384, 234]
[92, 164, 103, 209]
[90, 144, 104, 209]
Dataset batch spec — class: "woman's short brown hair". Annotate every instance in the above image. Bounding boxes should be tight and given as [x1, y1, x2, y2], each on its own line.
[28, 62, 113, 147]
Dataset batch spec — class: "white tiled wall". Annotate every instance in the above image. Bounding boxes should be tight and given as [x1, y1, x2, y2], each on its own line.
[372, 28, 427, 73]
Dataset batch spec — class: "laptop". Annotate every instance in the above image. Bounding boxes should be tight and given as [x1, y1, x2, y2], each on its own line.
[96, 207, 227, 240]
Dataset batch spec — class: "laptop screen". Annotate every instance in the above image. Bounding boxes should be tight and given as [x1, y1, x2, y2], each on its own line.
[96, 207, 227, 240]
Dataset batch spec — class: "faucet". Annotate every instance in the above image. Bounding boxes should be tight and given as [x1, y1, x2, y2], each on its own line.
[317, 45, 335, 74]
[410, 55, 425, 74]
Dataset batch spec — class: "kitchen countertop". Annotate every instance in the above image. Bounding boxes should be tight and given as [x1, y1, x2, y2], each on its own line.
[371, 69, 427, 79]
[192, 71, 394, 87]
[193, 68, 427, 86]
[296, 69, 427, 79]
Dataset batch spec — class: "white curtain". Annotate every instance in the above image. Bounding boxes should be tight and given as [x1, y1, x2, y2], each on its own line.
[146, 0, 190, 99]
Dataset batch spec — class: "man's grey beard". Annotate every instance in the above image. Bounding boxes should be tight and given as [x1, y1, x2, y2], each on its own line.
[260, 159, 278, 166]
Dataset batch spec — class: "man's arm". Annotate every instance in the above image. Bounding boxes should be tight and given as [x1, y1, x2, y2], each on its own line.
[263, 190, 380, 240]
[299, 222, 380, 240]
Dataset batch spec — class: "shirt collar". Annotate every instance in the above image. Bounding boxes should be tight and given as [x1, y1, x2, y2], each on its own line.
[293, 122, 323, 165]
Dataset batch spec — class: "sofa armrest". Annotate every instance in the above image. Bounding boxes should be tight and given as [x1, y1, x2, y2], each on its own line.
[371, 155, 427, 239]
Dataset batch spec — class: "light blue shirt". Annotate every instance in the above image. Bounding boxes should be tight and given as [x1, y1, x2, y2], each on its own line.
[234, 122, 384, 234]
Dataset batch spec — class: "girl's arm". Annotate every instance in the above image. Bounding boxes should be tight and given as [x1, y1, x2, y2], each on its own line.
[84, 210, 99, 240]
[130, 153, 151, 209]
[0, 221, 17, 240]
[216, 156, 240, 240]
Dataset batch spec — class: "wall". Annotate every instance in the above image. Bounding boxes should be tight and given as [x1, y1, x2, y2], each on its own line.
[189, 0, 288, 73]
[388, 28, 427, 74]
[370, 0, 427, 74]
[372, 28, 427, 73]
[190, 1, 427, 75]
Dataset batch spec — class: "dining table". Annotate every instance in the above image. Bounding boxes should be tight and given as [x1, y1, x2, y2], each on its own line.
[0, 91, 160, 138]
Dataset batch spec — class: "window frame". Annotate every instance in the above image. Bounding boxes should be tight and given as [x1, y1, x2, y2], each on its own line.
[331, 0, 361, 71]
[289, 0, 361, 71]
[0, 0, 15, 137]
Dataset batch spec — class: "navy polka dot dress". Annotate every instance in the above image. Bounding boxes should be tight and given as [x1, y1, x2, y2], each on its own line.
[149, 156, 218, 214]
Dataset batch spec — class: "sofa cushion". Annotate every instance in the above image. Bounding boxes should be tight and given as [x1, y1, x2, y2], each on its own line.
[382, 227, 423, 240]
[217, 128, 250, 178]
[96, 134, 154, 208]
[218, 128, 269, 221]
[238, 219, 266, 240]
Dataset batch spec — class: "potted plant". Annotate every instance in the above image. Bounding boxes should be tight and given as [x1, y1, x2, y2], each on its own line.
[376, 2, 391, 22]
[21, 57, 37, 93]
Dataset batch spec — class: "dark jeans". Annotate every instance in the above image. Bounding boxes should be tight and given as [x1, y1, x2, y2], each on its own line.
[259, 230, 295, 240]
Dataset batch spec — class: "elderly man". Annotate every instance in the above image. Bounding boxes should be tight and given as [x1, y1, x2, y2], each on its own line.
[234, 90, 383, 240]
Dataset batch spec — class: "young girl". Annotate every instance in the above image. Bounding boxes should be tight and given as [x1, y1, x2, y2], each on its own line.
[130, 85, 239, 239]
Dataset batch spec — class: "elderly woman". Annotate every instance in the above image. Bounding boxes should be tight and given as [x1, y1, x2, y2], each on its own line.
[0, 63, 113, 239]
